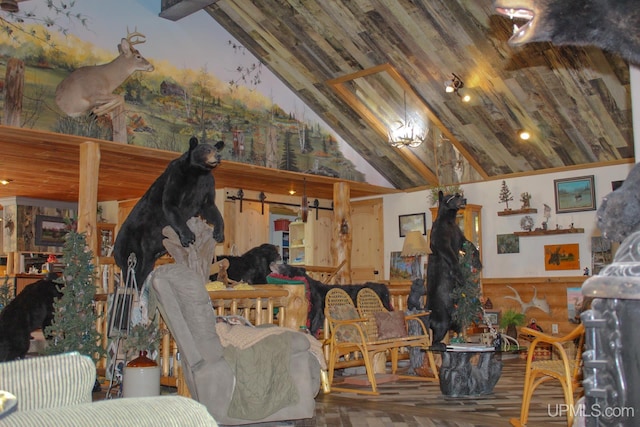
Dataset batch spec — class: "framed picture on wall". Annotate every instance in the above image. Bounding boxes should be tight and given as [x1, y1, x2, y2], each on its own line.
[389, 251, 415, 280]
[554, 175, 596, 213]
[34, 215, 67, 247]
[398, 212, 426, 237]
[544, 243, 580, 271]
[497, 234, 519, 254]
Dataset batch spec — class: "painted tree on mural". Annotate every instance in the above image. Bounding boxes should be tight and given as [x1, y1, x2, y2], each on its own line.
[0, 20, 365, 182]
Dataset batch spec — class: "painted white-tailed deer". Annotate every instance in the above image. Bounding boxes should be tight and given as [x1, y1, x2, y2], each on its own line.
[55, 30, 154, 117]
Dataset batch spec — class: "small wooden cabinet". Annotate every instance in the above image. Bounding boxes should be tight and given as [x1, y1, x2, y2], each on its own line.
[288, 221, 308, 265]
[430, 204, 482, 261]
[287, 210, 333, 266]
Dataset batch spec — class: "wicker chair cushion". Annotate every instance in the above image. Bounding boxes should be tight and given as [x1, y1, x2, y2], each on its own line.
[329, 305, 360, 342]
[374, 311, 407, 339]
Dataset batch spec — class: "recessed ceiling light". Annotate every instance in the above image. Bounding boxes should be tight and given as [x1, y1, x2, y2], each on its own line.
[0, 179, 13, 185]
[289, 189, 296, 195]
[519, 130, 530, 140]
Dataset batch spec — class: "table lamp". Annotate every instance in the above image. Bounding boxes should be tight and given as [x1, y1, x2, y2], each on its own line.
[401, 230, 431, 279]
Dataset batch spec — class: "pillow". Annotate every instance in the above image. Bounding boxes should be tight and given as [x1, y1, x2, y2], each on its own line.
[374, 311, 408, 340]
[329, 305, 360, 342]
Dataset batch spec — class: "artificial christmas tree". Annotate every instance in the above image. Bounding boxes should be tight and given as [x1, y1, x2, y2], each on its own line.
[45, 226, 104, 363]
[451, 240, 483, 338]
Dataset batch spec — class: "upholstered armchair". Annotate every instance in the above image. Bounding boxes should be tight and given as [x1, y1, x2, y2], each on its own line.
[151, 217, 321, 425]
[0, 352, 218, 427]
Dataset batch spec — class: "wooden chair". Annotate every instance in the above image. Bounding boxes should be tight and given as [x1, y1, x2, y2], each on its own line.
[510, 323, 585, 427]
[356, 287, 439, 381]
[324, 288, 436, 395]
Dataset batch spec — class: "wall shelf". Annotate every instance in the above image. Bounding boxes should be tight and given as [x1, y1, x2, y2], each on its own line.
[514, 228, 584, 236]
[497, 208, 537, 216]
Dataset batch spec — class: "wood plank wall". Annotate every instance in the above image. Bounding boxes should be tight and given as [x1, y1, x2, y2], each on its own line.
[482, 276, 588, 336]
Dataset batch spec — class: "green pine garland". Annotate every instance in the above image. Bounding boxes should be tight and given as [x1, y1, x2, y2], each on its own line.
[44, 226, 105, 362]
[0, 275, 14, 310]
[451, 240, 483, 333]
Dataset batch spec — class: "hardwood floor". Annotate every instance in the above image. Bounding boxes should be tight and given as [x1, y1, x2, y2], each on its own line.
[307, 356, 575, 427]
[96, 357, 576, 427]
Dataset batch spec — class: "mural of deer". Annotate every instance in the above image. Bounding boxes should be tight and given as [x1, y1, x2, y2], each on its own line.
[503, 285, 551, 315]
[55, 30, 154, 117]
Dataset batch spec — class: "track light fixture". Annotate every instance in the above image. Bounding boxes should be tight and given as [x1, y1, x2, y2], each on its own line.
[445, 73, 464, 95]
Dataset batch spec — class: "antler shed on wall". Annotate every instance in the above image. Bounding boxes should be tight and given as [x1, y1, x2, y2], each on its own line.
[503, 285, 551, 315]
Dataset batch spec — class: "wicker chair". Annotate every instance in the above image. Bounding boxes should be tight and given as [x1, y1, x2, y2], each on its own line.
[324, 287, 437, 395]
[356, 287, 438, 379]
[510, 323, 585, 427]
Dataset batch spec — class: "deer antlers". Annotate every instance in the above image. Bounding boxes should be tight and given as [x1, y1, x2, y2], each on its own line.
[503, 285, 551, 315]
[126, 27, 147, 46]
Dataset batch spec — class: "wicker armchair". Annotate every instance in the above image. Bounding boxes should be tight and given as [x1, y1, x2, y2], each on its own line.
[324, 288, 437, 395]
[510, 323, 585, 427]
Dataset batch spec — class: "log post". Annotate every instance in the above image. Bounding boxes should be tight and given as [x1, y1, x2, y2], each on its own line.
[3, 58, 24, 127]
[110, 104, 127, 143]
[332, 182, 352, 284]
[78, 141, 101, 271]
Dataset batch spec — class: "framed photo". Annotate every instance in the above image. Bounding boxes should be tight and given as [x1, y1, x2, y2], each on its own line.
[34, 215, 67, 247]
[554, 175, 596, 213]
[497, 234, 519, 254]
[544, 243, 580, 271]
[482, 310, 500, 328]
[398, 212, 426, 237]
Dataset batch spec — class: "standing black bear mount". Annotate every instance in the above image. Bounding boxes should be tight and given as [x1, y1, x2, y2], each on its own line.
[426, 191, 482, 350]
[114, 136, 225, 287]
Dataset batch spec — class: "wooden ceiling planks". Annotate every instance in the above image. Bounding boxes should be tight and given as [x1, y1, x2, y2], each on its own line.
[0, 126, 397, 205]
[200, 0, 633, 189]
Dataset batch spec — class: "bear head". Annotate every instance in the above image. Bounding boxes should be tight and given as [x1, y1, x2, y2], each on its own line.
[437, 191, 466, 219]
[494, 0, 640, 65]
[597, 163, 640, 242]
[188, 136, 224, 171]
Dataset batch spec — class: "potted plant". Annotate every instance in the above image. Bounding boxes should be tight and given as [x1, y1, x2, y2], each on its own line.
[500, 309, 525, 340]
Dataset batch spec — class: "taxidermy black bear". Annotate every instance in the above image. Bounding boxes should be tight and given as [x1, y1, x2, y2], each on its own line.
[494, 0, 640, 64]
[114, 137, 225, 286]
[211, 243, 282, 284]
[597, 163, 640, 242]
[0, 273, 63, 361]
[426, 191, 482, 349]
[270, 263, 392, 337]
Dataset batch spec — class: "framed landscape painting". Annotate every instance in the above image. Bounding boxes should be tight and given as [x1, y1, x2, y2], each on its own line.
[554, 175, 596, 213]
[34, 215, 67, 247]
[398, 213, 426, 237]
[389, 251, 415, 280]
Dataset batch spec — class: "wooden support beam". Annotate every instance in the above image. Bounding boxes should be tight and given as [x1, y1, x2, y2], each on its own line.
[78, 141, 100, 258]
[333, 182, 352, 284]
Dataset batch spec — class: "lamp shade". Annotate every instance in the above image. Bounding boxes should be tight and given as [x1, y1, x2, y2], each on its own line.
[401, 230, 431, 256]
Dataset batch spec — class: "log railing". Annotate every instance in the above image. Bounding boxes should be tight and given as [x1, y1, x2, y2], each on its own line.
[94, 257, 412, 389]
